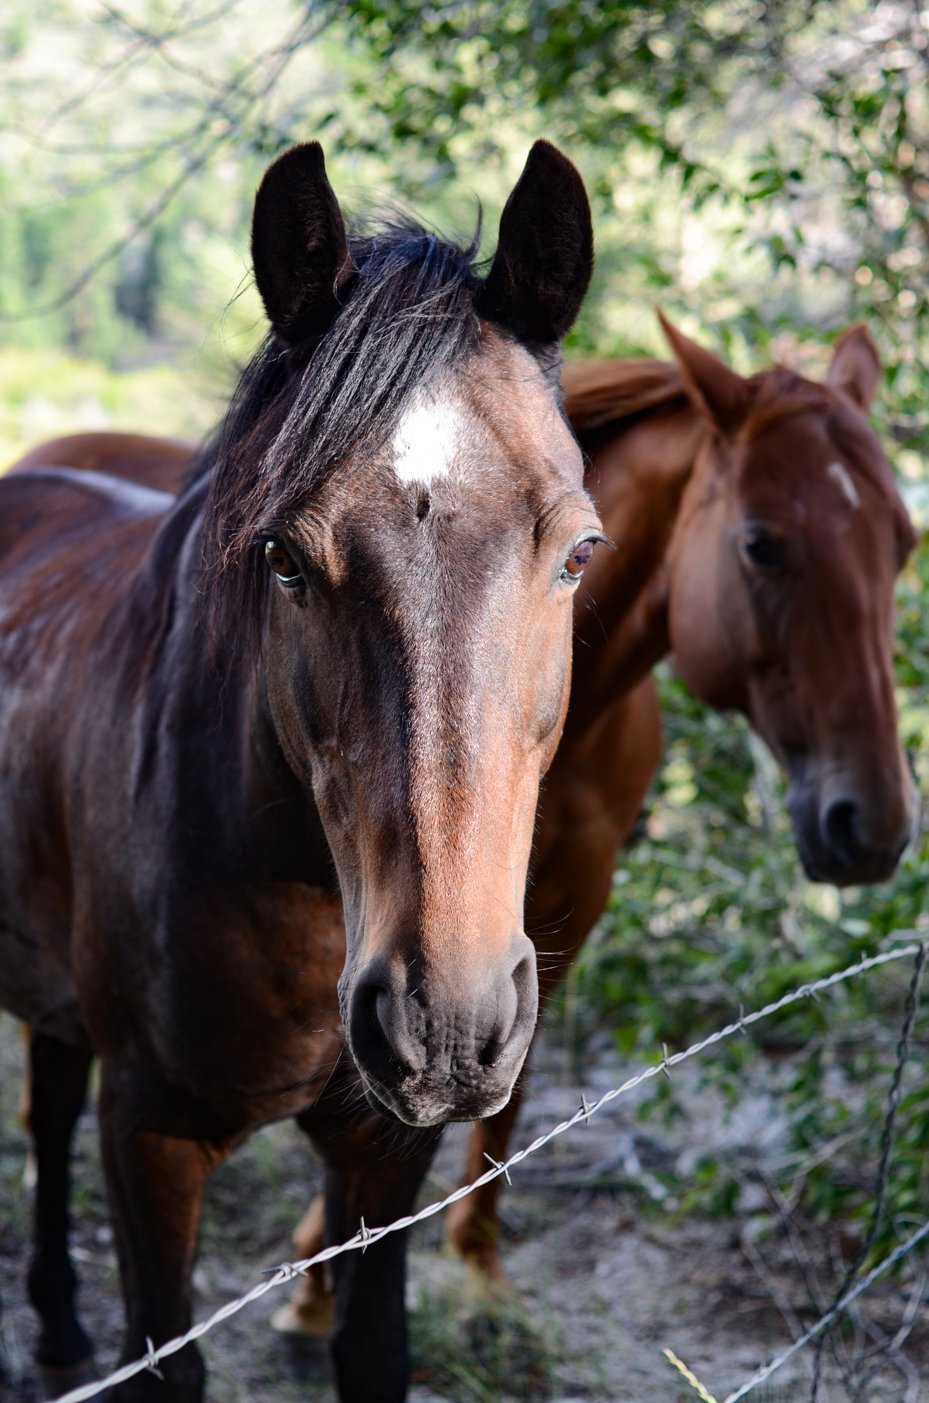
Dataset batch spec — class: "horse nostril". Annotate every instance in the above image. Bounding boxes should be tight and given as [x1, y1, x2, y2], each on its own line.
[478, 948, 538, 1068]
[348, 973, 421, 1087]
[823, 799, 860, 867]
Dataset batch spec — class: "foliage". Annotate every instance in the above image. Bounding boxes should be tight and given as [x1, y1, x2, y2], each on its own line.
[334, 1, 929, 456]
[0, 345, 222, 464]
[335, 0, 802, 182]
[0, 4, 926, 399]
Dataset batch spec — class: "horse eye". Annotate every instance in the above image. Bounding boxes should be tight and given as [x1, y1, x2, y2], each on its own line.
[739, 528, 785, 571]
[264, 539, 303, 586]
[561, 539, 596, 582]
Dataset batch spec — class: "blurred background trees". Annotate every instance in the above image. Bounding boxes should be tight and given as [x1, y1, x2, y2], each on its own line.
[2, 1, 928, 463]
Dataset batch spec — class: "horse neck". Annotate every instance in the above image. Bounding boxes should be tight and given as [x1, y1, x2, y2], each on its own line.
[128, 484, 325, 887]
[567, 400, 708, 731]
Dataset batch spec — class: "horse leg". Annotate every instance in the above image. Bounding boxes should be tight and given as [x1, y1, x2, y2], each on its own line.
[269, 1191, 334, 1336]
[97, 1061, 227, 1403]
[26, 1032, 96, 1391]
[299, 1079, 443, 1403]
[448, 676, 663, 1280]
[445, 1091, 523, 1281]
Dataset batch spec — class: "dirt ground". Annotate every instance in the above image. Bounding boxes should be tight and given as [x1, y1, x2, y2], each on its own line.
[1, 1010, 925, 1403]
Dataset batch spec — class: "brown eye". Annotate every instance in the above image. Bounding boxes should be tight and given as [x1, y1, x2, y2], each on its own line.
[561, 539, 595, 582]
[264, 539, 303, 586]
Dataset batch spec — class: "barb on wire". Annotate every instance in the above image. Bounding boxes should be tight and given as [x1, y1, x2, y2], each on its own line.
[51, 942, 923, 1403]
[143, 1337, 163, 1381]
[483, 1152, 512, 1186]
[809, 940, 928, 1402]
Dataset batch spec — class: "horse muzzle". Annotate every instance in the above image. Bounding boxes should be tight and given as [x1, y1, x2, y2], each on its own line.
[341, 934, 539, 1127]
[788, 767, 919, 886]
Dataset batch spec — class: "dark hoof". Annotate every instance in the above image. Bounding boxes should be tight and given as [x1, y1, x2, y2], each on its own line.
[36, 1357, 97, 1401]
[274, 1331, 334, 1385]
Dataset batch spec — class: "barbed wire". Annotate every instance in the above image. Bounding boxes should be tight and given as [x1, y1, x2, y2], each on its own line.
[721, 1216, 929, 1403]
[52, 939, 925, 1403]
[664, 940, 929, 1403]
[665, 1213, 929, 1403]
[809, 940, 928, 1401]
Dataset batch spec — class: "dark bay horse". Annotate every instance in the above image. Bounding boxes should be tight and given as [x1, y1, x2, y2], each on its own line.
[0, 138, 600, 1401]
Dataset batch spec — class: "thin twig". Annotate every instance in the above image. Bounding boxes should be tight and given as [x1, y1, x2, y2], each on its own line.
[722, 1215, 929, 1403]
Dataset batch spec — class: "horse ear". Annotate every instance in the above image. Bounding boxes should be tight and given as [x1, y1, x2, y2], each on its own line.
[251, 142, 351, 345]
[477, 141, 593, 348]
[826, 323, 880, 413]
[657, 311, 751, 437]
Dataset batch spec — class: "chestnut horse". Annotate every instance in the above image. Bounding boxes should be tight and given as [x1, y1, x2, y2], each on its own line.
[9, 325, 917, 1312]
[0, 138, 600, 1402]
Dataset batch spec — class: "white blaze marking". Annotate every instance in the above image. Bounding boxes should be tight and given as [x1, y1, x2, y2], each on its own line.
[391, 396, 462, 484]
[827, 460, 860, 509]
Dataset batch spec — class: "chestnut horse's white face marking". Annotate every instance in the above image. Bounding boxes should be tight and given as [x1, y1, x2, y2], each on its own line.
[391, 394, 463, 484]
[827, 459, 861, 509]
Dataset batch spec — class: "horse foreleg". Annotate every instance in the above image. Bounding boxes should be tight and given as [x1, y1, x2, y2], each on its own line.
[97, 1061, 226, 1403]
[269, 1191, 334, 1337]
[26, 1032, 95, 1391]
[299, 1073, 443, 1403]
[445, 1092, 523, 1282]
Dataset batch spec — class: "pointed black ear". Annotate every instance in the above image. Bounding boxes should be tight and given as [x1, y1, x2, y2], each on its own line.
[477, 141, 593, 348]
[251, 142, 351, 345]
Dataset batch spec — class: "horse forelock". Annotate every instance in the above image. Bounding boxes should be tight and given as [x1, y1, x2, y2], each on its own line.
[197, 220, 485, 642]
[738, 369, 909, 535]
[739, 367, 835, 442]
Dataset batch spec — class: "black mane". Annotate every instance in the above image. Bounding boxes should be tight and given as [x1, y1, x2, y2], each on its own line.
[201, 222, 483, 589]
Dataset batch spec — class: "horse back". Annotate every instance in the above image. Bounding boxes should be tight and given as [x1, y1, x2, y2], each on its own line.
[7, 430, 194, 495]
[0, 470, 172, 1043]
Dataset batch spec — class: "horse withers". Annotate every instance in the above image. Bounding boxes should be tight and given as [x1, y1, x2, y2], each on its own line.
[0, 139, 599, 1402]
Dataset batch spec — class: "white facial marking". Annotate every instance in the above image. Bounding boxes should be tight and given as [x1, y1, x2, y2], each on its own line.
[391, 396, 462, 485]
[827, 460, 860, 510]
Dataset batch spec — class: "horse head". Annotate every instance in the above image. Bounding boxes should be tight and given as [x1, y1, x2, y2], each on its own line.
[662, 315, 918, 886]
[206, 142, 601, 1126]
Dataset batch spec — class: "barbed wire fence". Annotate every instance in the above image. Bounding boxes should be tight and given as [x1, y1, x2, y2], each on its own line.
[41, 938, 928, 1403]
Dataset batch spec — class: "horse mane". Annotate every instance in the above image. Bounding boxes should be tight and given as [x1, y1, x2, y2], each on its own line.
[561, 358, 688, 437]
[562, 356, 838, 446]
[196, 219, 483, 639]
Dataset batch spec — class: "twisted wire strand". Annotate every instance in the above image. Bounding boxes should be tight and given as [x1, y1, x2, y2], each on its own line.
[723, 1216, 929, 1403]
[809, 941, 928, 1402]
[52, 941, 924, 1403]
